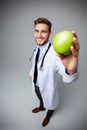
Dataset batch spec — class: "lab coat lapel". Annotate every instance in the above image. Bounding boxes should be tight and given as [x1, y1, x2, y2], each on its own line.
[39, 43, 50, 62]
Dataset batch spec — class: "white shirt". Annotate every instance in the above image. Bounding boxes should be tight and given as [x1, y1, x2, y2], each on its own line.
[36, 41, 50, 86]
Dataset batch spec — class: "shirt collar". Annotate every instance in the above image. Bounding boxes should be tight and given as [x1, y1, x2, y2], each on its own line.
[38, 41, 50, 52]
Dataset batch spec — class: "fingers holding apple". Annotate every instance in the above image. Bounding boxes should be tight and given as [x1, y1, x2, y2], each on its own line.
[71, 31, 80, 57]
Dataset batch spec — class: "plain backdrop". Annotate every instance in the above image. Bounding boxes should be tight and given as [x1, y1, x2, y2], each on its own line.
[0, 0, 87, 130]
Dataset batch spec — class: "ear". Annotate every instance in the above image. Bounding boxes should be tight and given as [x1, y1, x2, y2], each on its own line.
[49, 31, 52, 36]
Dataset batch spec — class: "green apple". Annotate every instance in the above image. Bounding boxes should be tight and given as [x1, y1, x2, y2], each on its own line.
[52, 31, 73, 55]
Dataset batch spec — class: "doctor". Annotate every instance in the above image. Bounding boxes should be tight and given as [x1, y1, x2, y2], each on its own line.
[29, 17, 80, 127]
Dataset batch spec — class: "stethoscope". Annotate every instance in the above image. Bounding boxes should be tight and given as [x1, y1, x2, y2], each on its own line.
[29, 43, 51, 70]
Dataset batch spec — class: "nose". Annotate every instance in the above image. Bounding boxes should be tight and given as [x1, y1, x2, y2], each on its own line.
[38, 31, 42, 37]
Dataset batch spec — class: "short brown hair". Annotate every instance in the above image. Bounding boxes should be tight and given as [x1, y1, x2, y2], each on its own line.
[34, 17, 52, 32]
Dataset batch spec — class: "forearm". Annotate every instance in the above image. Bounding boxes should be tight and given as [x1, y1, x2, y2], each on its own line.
[65, 57, 78, 75]
[65, 68, 77, 75]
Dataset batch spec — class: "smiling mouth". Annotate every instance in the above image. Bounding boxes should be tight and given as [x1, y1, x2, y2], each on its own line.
[37, 38, 44, 42]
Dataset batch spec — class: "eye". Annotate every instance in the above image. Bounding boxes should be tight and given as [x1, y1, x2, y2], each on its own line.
[34, 29, 49, 34]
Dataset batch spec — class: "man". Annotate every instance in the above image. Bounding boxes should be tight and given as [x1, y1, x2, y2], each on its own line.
[29, 17, 80, 127]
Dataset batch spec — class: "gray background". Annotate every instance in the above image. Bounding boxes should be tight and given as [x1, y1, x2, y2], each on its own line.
[0, 0, 87, 130]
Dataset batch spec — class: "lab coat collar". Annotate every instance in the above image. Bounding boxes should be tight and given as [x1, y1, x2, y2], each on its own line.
[38, 41, 51, 61]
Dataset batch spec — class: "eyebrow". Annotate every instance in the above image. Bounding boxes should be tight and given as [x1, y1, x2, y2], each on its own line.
[34, 29, 49, 32]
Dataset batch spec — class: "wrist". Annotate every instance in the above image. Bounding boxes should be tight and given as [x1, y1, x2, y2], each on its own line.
[65, 68, 77, 75]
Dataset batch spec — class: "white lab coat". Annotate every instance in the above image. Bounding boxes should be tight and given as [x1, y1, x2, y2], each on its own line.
[29, 42, 79, 110]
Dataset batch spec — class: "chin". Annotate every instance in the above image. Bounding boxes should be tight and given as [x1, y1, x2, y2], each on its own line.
[37, 41, 48, 46]
[37, 42, 45, 46]
[36, 40, 42, 45]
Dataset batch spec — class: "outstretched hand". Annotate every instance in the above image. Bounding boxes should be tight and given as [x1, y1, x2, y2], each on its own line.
[57, 31, 80, 75]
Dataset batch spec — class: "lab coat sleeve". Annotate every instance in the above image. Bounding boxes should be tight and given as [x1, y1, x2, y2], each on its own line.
[29, 46, 37, 78]
[29, 58, 34, 78]
[29, 67, 33, 78]
[55, 57, 79, 83]
[63, 69, 79, 83]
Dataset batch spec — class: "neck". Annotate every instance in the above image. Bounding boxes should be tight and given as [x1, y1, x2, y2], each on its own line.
[38, 40, 49, 47]
[38, 41, 49, 50]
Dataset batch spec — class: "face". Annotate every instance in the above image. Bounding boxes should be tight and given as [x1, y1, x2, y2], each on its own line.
[34, 23, 51, 46]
